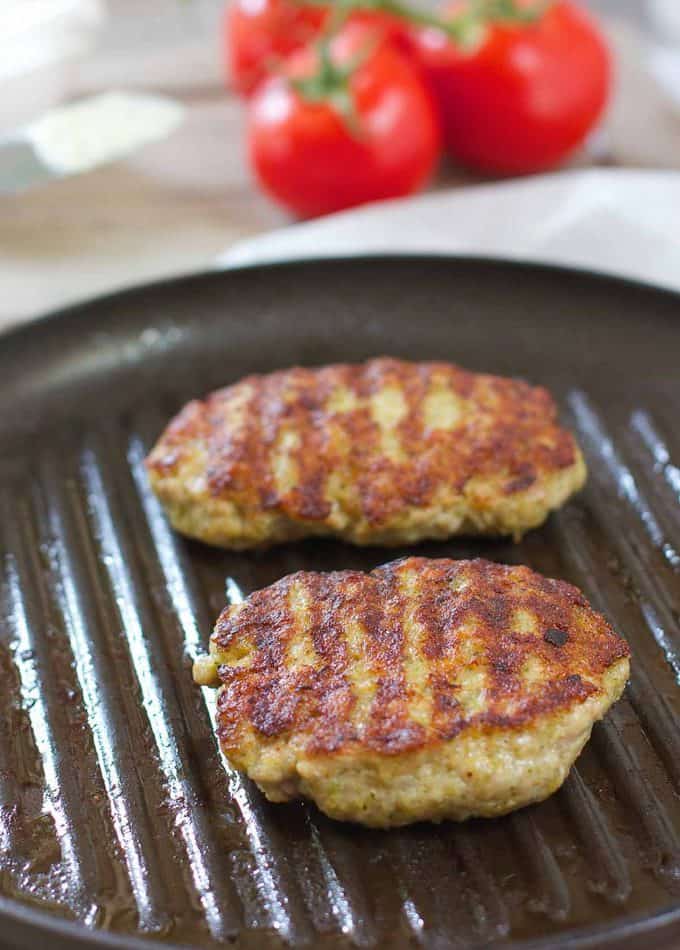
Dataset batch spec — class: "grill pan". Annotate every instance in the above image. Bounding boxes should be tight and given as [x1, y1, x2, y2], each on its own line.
[1, 256, 679, 950]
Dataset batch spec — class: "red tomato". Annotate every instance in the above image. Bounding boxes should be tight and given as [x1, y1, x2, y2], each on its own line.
[225, 0, 411, 97]
[410, 0, 611, 174]
[226, 0, 329, 97]
[248, 24, 441, 217]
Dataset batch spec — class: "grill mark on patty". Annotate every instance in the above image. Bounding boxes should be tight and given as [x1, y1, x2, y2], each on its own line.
[211, 558, 630, 759]
[395, 364, 434, 507]
[411, 560, 469, 738]
[215, 577, 296, 746]
[285, 369, 333, 520]
[364, 561, 424, 752]
[351, 407, 391, 525]
[205, 382, 259, 496]
[343, 569, 385, 747]
[306, 572, 357, 753]
[152, 359, 581, 532]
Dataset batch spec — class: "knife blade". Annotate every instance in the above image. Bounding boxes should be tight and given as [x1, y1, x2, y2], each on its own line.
[0, 91, 184, 194]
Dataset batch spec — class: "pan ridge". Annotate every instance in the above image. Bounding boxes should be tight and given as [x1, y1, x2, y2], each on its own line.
[0, 256, 679, 950]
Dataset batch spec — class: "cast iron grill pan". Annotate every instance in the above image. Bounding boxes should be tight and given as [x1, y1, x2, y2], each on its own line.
[0, 257, 679, 950]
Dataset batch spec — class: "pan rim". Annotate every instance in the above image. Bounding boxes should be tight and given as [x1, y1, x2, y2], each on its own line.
[1, 252, 680, 349]
[1, 254, 679, 950]
[2, 891, 680, 950]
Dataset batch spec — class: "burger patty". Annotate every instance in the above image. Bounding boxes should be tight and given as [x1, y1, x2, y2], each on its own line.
[194, 557, 630, 827]
[146, 358, 586, 548]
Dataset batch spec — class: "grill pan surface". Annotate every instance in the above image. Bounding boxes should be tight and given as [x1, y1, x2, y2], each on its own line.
[1, 256, 679, 950]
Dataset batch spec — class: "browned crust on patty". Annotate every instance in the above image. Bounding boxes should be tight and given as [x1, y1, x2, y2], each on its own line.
[210, 558, 630, 759]
[146, 359, 582, 539]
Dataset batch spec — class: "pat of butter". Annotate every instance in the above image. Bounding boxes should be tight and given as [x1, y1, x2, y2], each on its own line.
[25, 91, 184, 175]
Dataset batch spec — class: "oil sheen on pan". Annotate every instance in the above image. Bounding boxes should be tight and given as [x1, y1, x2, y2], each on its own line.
[0, 258, 679, 949]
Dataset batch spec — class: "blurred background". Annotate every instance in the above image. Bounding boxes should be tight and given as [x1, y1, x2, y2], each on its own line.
[1, 0, 679, 324]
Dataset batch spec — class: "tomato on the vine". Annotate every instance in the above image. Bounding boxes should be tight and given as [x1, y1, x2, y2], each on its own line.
[226, 0, 411, 97]
[409, 0, 610, 174]
[248, 23, 441, 217]
[226, 0, 329, 97]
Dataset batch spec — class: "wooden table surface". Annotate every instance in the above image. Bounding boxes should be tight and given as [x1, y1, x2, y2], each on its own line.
[0, 0, 675, 329]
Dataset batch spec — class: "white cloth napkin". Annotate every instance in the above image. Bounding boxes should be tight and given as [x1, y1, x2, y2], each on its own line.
[0, 0, 105, 82]
[218, 169, 680, 292]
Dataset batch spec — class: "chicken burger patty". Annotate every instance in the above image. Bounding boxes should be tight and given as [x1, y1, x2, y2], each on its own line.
[194, 557, 630, 828]
[146, 358, 586, 548]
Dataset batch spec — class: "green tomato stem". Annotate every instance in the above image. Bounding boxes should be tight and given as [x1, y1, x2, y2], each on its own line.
[305, 0, 549, 45]
[293, 0, 550, 133]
